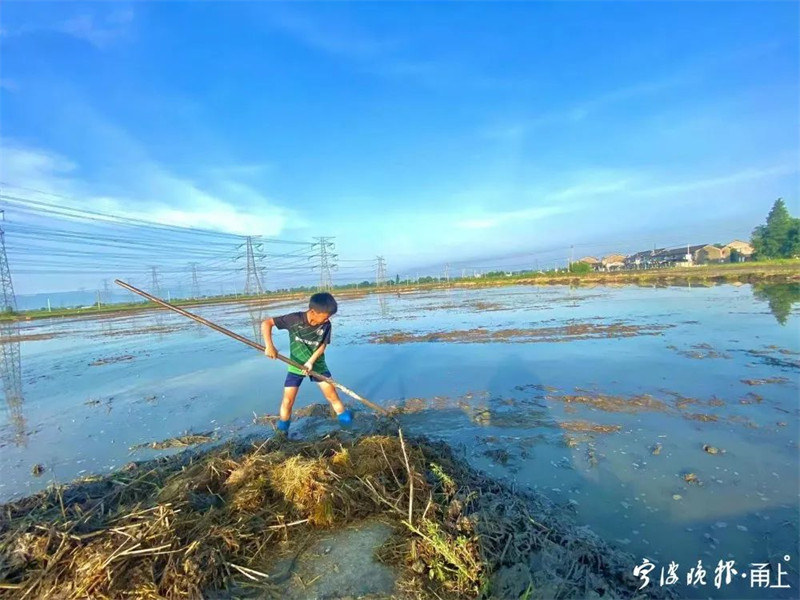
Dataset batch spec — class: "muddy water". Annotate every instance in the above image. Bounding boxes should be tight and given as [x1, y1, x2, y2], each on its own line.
[2, 284, 798, 598]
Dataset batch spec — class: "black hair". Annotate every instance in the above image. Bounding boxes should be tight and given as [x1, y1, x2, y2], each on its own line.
[309, 292, 338, 315]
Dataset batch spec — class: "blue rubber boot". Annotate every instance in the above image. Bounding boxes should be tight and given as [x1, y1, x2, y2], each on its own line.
[337, 409, 353, 428]
[275, 418, 290, 440]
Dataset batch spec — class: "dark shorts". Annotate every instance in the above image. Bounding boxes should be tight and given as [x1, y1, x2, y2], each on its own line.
[284, 370, 332, 388]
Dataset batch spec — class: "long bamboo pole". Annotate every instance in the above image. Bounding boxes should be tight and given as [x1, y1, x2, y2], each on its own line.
[114, 279, 388, 416]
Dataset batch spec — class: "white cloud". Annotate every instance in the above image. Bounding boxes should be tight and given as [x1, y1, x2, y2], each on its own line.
[481, 45, 779, 141]
[3, 7, 135, 49]
[58, 9, 134, 48]
[264, 7, 461, 88]
[452, 174, 632, 230]
[456, 205, 570, 230]
[448, 162, 795, 234]
[0, 146, 77, 182]
[267, 8, 397, 61]
[549, 178, 632, 200]
[0, 144, 296, 237]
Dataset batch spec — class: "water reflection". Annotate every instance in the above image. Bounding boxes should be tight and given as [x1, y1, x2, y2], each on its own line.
[0, 322, 26, 446]
[247, 304, 264, 344]
[378, 294, 388, 318]
[752, 283, 800, 325]
[152, 311, 166, 341]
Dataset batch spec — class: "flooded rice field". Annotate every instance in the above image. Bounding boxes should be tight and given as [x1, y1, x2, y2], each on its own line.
[1, 283, 798, 598]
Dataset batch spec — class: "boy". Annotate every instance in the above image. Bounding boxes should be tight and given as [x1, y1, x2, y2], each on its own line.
[261, 292, 352, 438]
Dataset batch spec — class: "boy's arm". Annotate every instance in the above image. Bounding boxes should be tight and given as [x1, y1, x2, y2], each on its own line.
[303, 343, 327, 374]
[261, 318, 278, 359]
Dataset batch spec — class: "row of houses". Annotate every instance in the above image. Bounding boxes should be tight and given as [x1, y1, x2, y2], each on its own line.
[577, 240, 755, 271]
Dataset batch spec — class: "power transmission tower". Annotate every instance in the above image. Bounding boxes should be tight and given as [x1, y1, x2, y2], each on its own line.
[150, 266, 161, 296]
[243, 236, 264, 295]
[444, 263, 450, 284]
[1, 322, 26, 446]
[0, 211, 17, 313]
[312, 237, 337, 291]
[190, 263, 201, 299]
[102, 279, 111, 305]
[375, 256, 386, 287]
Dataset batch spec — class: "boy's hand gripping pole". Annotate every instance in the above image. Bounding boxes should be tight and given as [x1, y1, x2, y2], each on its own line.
[114, 280, 389, 416]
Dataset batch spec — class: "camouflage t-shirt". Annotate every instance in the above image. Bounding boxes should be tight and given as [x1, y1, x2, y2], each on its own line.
[273, 311, 331, 375]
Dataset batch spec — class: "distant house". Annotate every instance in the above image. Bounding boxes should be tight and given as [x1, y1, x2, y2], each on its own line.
[576, 256, 600, 271]
[601, 253, 627, 271]
[694, 244, 730, 264]
[625, 249, 665, 270]
[724, 240, 754, 261]
[652, 245, 707, 267]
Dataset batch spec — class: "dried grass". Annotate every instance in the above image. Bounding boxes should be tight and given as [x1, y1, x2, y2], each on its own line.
[0, 432, 677, 600]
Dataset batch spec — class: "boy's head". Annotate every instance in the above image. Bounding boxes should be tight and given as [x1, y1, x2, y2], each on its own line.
[306, 292, 337, 326]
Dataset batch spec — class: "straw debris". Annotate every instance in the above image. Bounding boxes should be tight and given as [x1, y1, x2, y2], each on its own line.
[0, 433, 676, 599]
[130, 431, 216, 451]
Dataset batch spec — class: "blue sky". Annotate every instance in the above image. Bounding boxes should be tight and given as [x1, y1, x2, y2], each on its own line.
[1, 1, 798, 291]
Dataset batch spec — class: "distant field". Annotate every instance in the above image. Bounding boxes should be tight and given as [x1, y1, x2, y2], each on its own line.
[2, 259, 798, 323]
[0, 289, 368, 323]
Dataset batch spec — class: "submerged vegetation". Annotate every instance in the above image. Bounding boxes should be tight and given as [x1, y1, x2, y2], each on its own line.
[0, 431, 675, 599]
[367, 321, 672, 345]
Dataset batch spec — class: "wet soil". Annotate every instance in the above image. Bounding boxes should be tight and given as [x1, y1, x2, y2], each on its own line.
[367, 321, 672, 344]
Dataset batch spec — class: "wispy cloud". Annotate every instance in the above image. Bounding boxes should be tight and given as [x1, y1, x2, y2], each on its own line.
[456, 205, 571, 230]
[267, 9, 398, 61]
[483, 43, 786, 142]
[59, 9, 134, 48]
[3, 6, 134, 49]
[263, 6, 470, 88]
[452, 172, 633, 230]
[207, 163, 275, 180]
[632, 165, 797, 197]
[0, 143, 296, 237]
[448, 160, 796, 233]
[0, 79, 19, 92]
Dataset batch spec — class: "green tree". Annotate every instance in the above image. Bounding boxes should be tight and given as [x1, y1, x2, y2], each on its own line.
[751, 198, 800, 259]
[568, 261, 591, 274]
[784, 218, 800, 258]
